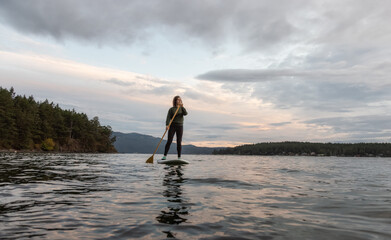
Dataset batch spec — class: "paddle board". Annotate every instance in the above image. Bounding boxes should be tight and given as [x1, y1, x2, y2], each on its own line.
[157, 159, 189, 165]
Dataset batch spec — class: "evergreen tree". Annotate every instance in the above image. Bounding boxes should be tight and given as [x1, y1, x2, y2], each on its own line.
[214, 141, 391, 157]
[0, 87, 17, 147]
[0, 87, 116, 152]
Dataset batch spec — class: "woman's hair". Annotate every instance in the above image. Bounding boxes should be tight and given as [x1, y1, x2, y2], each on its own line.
[172, 96, 180, 107]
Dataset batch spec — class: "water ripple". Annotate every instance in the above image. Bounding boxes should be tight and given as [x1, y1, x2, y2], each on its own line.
[1, 153, 390, 239]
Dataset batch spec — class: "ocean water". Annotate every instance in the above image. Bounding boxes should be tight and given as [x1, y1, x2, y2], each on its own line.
[0, 153, 390, 239]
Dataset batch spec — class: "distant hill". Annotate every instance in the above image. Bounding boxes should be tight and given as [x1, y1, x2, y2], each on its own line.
[112, 132, 220, 154]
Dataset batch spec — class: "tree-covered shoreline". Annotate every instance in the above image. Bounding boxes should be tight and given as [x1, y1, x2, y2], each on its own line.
[0, 87, 116, 153]
[213, 142, 391, 157]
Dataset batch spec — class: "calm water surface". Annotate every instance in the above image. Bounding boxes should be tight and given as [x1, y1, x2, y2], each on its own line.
[0, 153, 390, 239]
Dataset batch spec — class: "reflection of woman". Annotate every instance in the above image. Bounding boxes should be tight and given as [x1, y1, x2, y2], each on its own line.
[161, 96, 188, 160]
[156, 166, 188, 226]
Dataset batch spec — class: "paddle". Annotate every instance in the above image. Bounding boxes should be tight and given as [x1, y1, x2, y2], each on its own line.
[146, 105, 181, 164]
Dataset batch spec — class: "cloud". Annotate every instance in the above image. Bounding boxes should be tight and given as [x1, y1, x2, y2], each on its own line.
[103, 76, 220, 104]
[1, 1, 390, 57]
[305, 115, 391, 133]
[196, 61, 391, 83]
[304, 115, 391, 142]
[269, 122, 291, 127]
[196, 68, 353, 82]
[104, 78, 135, 87]
[182, 88, 225, 105]
[253, 79, 391, 112]
[204, 135, 221, 139]
[195, 61, 391, 113]
[0, 0, 340, 51]
[196, 69, 295, 82]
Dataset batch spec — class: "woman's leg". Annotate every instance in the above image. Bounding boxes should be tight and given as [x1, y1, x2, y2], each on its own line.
[164, 126, 176, 156]
[176, 125, 183, 158]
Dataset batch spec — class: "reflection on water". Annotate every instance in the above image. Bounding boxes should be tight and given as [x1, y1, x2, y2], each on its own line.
[157, 165, 189, 237]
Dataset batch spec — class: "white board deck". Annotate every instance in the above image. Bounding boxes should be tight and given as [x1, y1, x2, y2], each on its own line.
[157, 159, 189, 165]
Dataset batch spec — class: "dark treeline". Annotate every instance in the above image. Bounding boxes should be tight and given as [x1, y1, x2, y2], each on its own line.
[0, 87, 116, 152]
[213, 142, 391, 157]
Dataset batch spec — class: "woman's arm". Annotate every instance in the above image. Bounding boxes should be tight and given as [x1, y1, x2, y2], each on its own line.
[165, 108, 173, 126]
[182, 107, 188, 116]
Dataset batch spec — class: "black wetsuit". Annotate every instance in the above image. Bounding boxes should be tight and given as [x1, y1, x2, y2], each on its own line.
[164, 106, 188, 157]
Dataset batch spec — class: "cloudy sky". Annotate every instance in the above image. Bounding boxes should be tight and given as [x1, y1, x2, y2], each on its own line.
[1, 0, 391, 147]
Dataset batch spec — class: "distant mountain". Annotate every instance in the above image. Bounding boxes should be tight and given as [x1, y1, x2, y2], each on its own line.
[112, 132, 220, 154]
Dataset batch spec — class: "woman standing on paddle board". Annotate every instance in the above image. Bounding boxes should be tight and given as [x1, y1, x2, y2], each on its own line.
[161, 96, 187, 160]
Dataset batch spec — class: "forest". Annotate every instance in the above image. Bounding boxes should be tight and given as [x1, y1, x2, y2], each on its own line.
[0, 87, 116, 153]
[213, 141, 391, 157]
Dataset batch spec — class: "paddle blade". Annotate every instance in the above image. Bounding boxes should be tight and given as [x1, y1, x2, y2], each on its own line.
[146, 155, 154, 164]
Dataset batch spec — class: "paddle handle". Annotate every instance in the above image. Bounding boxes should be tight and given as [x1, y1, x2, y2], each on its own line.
[152, 106, 181, 156]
